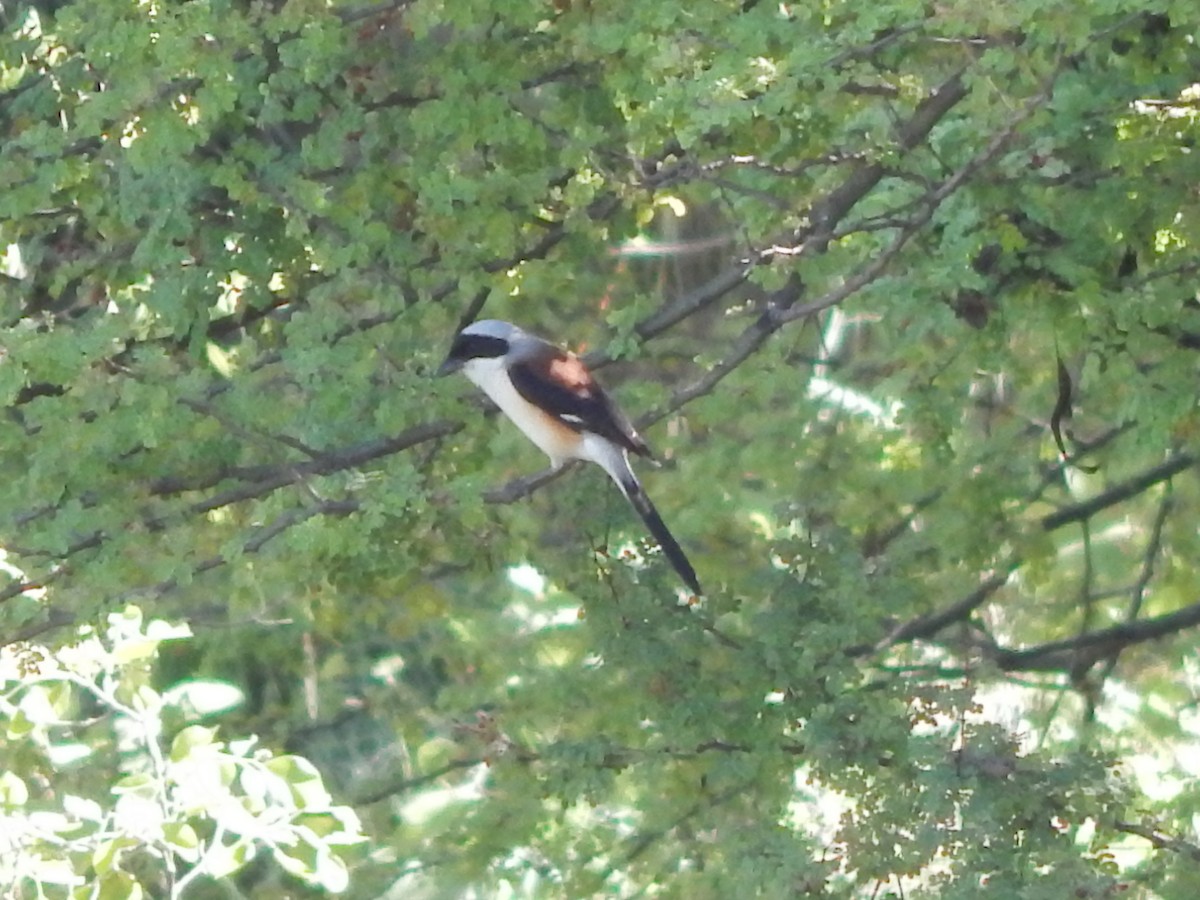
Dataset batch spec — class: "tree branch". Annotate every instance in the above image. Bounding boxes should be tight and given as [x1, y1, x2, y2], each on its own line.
[855, 564, 1019, 656]
[149, 420, 461, 505]
[1039, 453, 1195, 531]
[864, 446, 1196, 664]
[774, 77, 1050, 326]
[1, 499, 359, 646]
[1114, 821, 1200, 862]
[590, 70, 973, 364]
[1, 422, 461, 614]
[988, 598, 1200, 673]
[486, 73, 980, 503]
[485, 278, 804, 505]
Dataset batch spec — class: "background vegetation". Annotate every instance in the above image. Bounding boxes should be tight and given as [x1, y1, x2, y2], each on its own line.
[3, 0, 1200, 896]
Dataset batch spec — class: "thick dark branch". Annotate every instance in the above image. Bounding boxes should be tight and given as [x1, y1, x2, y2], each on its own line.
[801, 70, 966, 253]
[629, 264, 755, 347]
[1039, 453, 1195, 531]
[593, 70, 973, 362]
[988, 598, 1200, 672]
[1088, 484, 1176, 692]
[483, 464, 571, 504]
[144, 420, 460, 550]
[338, 0, 416, 24]
[487, 74, 978, 503]
[0, 608, 76, 648]
[655, 277, 802, 416]
[1114, 821, 1200, 862]
[352, 758, 485, 806]
[854, 564, 1018, 656]
[151, 419, 462, 503]
[623, 71, 1018, 379]
[865, 447, 1194, 658]
[775, 79, 1049, 326]
[2, 422, 460, 611]
[1027, 425, 1132, 505]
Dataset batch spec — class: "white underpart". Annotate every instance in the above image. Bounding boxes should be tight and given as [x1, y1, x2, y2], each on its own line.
[580, 431, 638, 498]
[461, 356, 636, 494]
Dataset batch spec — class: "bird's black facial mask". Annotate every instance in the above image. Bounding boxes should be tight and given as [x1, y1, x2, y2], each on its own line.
[436, 333, 509, 376]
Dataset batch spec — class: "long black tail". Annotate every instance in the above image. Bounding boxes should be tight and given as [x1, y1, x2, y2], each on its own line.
[617, 475, 703, 596]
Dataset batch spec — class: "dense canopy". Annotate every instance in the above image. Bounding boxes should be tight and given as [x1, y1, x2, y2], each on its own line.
[3, 0, 1200, 896]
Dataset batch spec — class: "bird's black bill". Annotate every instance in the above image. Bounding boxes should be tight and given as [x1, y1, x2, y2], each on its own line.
[435, 357, 463, 377]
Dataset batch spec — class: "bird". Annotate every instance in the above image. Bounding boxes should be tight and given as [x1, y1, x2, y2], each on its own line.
[437, 319, 702, 595]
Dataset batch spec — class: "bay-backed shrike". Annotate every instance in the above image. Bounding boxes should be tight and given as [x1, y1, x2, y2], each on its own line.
[437, 319, 701, 595]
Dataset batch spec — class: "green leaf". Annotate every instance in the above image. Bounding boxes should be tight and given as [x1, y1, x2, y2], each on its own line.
[5, 709, 34, 740]
[266, 755, 331, 809]
[111, 773, 155, 795]
[112, 639, 160, 665]
[416, 737, 458, 774]
[162, 679, 245, 719]
[195, 839, 254, 880]
[0, 771, 29, 806]
[238, 763, 293, 811]
[91, 836, 140, 876]
[169, 726, 218, 762]
[163, 822, 201, 863]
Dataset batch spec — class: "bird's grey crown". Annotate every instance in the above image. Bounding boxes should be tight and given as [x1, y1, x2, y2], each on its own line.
[460, 319, 521, 341]
[455, 319, 552, 363]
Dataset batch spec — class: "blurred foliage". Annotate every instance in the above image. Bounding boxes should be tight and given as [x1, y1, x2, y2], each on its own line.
[0, 606, 363, 897]
[2, 0, 1200, 895]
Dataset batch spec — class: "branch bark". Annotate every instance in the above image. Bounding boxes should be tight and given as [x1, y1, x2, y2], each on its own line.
[988, 598, 1200, 673]
[1039, 453, 1195, 531]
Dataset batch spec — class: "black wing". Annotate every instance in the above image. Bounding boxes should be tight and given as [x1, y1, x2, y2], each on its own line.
[509, 350, 652, 458]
